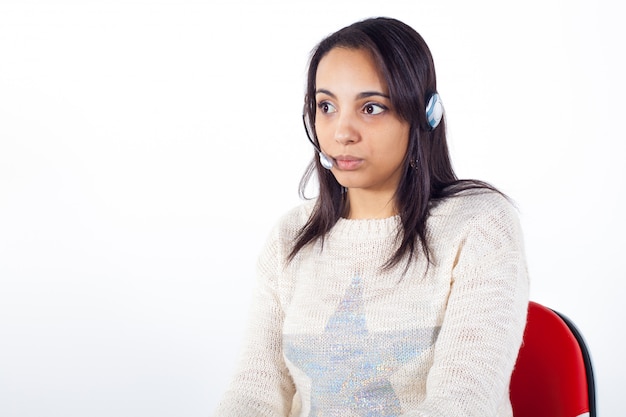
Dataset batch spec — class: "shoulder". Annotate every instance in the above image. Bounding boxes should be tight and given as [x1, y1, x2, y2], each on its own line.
[431, 189, 518, 224]
[429, 189, 523, 250]
[271, 199, 316, 241]
[257, 199, 315, 273]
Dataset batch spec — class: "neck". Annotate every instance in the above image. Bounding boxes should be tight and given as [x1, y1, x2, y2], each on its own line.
[344, 188, 397, 219]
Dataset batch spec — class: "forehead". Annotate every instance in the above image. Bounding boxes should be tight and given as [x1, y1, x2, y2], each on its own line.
[315, 47, 388, 93]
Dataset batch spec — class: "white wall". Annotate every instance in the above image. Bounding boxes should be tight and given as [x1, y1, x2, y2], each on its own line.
[0, 0, 622, 415]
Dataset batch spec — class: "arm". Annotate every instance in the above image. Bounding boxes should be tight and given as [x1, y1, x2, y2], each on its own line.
[407, 196, 529, 417]
[213, 228, 295, 417]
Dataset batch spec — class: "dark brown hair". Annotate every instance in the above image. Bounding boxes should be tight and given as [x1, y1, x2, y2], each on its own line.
[291, 17, 500, 268]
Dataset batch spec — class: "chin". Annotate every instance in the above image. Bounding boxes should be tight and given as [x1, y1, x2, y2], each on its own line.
[333, 175, 362, 189]
[332, 170, 377, 188]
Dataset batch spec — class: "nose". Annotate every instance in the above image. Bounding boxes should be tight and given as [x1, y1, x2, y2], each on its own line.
[334, 111, 360, 145]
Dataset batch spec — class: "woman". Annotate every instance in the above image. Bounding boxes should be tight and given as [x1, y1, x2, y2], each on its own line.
[214, 17, 529, 417]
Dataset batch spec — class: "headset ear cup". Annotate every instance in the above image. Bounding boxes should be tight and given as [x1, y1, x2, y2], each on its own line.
[426, 93, 444, 129]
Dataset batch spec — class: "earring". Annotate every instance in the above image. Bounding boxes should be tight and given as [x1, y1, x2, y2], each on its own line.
[410, 159, 419, 170]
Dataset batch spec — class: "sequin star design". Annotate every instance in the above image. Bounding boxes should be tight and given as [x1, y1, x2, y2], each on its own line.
[284, 276, 439, 417]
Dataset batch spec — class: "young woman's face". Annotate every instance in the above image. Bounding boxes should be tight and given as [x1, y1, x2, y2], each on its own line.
[315, 47, 410, 195]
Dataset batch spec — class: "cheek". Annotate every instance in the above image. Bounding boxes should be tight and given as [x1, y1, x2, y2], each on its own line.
[314, 120, 332, 145]
[381, 127, 410, 160]
[369, 139, 408, 172]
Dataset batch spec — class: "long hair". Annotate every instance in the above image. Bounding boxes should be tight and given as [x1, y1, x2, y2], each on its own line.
[290, 17, 500, 268]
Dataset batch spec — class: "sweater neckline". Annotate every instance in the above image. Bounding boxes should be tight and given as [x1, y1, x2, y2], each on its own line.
[330, 215, 401, 238]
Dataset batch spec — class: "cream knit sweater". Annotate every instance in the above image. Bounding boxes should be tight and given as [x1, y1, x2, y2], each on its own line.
[214, 191, 529, 417]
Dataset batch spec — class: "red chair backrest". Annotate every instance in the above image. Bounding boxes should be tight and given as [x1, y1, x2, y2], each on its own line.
[510, 301, 594, 417]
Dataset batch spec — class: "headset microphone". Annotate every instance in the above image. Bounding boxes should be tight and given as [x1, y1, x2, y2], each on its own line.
[318, 152, 334, 170]
[302, 114, 334, 170]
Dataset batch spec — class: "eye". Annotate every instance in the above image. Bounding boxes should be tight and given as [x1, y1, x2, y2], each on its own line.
[363, 102, 387, 115]
[318, 101, 337, 114]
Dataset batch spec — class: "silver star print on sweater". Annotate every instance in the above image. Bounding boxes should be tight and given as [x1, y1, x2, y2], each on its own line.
[284, 275, 439, 416]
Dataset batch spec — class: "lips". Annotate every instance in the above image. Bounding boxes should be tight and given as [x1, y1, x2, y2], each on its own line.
[334, 155, 363, 171]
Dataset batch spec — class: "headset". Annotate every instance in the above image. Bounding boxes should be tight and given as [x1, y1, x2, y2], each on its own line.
[425, 93, 444, 130]
[303, 93, 443, 170]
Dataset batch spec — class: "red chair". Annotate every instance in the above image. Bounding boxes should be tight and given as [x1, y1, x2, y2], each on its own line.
[510, 301, 596, 417]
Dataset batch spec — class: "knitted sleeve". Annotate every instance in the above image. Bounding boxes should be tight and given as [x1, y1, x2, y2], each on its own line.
[212, 225, 295, 417]
[406, 195, 529, 417]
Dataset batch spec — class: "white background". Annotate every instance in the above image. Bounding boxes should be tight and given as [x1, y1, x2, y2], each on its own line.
[0, 0, 623, 416]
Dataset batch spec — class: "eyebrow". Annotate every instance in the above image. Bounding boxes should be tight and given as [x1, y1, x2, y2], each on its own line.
[315, 88, 390, 100]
